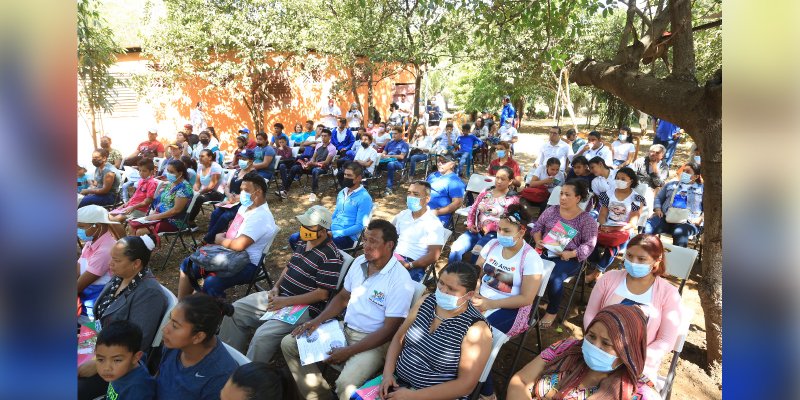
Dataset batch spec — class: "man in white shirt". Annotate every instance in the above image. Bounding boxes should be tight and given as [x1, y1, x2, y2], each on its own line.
[320, 97, 342, 129]
[282, 219, 416, 400]
[397, 94, 412, 120]
[535, 126, 574, 170]
[350, 133, 380, 177]
[575, 130, 613, 167]
[496, 117, 519, 152]
[392, 180, 446, 282]
[177, 172, 277, 299]
[190, 101, 207, 132]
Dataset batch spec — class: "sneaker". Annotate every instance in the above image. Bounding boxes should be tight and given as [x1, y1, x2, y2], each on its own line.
[275, 190, 287, 199]
[383, 188, 394, 196]
[188, 222, 199, 232]
[308, 193, 317, 202]
[478, 393, 497, 400]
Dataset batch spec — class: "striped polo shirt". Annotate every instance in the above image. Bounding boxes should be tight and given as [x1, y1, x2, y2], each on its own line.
[278, 238, 343, 317]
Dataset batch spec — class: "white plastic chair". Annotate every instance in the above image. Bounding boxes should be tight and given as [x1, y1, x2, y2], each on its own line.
[336, 250, 356, 290]
[410, 281, 426, 307]
[663, 243, 699, 295]
[291, 146, 300, 158]
[153, 157, 166, 169]
[245, 225, 282, 295]
[223, 342, 251, 366]
[421, 228, 453, 283]
[151, 284, 179, 347]
[657, 304, 694, 400]
[471, 327, 510, 399]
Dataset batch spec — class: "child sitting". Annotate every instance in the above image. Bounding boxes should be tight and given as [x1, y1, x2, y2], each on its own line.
[94, 320, 156, 400]
[78, 165, 90, 193]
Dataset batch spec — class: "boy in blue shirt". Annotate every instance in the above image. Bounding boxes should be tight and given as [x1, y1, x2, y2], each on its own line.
[269, 122, 290, 146]
[77, 165, 90, 193]
[454, 123, 483, 176]
[94, 320, 156, 400]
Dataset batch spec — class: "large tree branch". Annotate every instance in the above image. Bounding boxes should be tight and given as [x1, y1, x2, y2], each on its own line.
[571, 58, 720, 131]
[670, 0, 696, 80]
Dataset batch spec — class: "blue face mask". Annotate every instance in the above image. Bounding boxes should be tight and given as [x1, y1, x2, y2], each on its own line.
[624, 259, 653, 278]
[497, 234, 517, 248]
[165, 172, 178, 182]
[239, 191, 253, 207]
[582, 338, 619, 372]
[77, 228, 93, 242]
[435, 288, 467, 311]
[238, 160, 250, 169]
[406, 196, 423, 212]
[496, 150, 506, 159]
[680, 172, 693, 184]
[693, 155, 701, 164]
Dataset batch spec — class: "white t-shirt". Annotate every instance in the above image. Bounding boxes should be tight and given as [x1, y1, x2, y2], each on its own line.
[353, 145, 380, 174]
[478, 240, 544, 301]
[591, 169, 618, 196]
[343, 255, 416, 333]
[599, 189, 646, 227]
[374, 132, 391, 146]
[612, 140, 636, 162]
[497, 125, 519, 142]
[347, 109, 363, 128]
[225, 203, 278, 265]
[584, 144, 614, 167]
[538, 140, 574, 170]
[392, 209, 446, 260]
[397, 100, 412, 117]
[610, 278, 654, 318]
[532, 165, 566, 192]
[320, 104, 342, 128]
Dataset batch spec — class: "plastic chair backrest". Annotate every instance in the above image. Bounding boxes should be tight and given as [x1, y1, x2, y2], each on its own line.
[538, 259, 556, 297]
[547, 186, 591, 211]
[153, 157, 166, 169]
[151, 284, 178, 347]
[222, 342, 251, 366]
[219, 169, 236, 194]
[291, 147, 300, 158]
[260, 226, 281, 259]
[663, 243, 698, 282]
[410, 282, 426, 308]
[465, 173, 495, 194]
[336, 250, 356, 289]
[441, 228, 453, 245]
[480, 328, 510, 382]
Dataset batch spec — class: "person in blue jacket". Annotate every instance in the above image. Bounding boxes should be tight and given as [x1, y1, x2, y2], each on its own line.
[330, 117, 355, 157]
[289, 162, 373, 251]
[454, 123, 483, 177]
[499, 95, 516, 127]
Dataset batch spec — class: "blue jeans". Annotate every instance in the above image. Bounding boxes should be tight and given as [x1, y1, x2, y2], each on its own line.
[284, 164, 328, 192]
[256, 169, 274, 181]
[448, 231, 497, 263]
[654, 135, 682, 168]
[79, 192, 116, 208]
[180, 257, 259, 298]
[203, 205, 240, 243]
[645, 215, 700, 247]
[380, 160, 404, 189]
[543, 256, 582, 314]
[454, 151, 472, 176]
[288, 232, 355, 252]
[408, 153, 429, 177]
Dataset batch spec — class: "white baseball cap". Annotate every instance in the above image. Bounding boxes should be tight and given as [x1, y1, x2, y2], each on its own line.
[295, 205, 332, 229]
[77, 205, 120, 224]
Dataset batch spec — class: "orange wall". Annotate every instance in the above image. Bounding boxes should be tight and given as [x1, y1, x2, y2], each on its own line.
[116, 52, 414, 153]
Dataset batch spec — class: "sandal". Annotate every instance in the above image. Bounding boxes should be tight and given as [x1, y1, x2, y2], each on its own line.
[539, 314, 558, 329]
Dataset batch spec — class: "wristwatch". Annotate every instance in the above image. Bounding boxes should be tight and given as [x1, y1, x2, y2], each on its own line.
[408, 261, 414, 269]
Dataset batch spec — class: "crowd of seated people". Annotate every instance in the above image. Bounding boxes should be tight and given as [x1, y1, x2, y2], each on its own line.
[77, 105, 701, 400]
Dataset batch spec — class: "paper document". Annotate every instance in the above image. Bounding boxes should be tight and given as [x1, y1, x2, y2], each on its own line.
[542, 221, 578, 255]
[352, 375, 383, 400]
[77, 321, 98, 367]
[259, 304, 309, 325]
[296, 320, 347, 366]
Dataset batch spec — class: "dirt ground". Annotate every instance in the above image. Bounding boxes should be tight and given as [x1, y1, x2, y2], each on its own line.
[146, 118, 721, 399]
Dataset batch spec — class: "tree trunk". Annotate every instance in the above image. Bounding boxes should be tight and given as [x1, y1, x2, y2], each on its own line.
[562, 70, 579, 131]
[571, 58, 722, 367]
[367, 64, 376, 123]
[552, 69, 563, 120]
[410, 63, 423, 139]
[512, 96, 526, 122]
[90, 107, 98, 150]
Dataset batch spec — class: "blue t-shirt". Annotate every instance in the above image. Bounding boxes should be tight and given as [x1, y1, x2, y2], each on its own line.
[455, 134, 482, 152]
[383, 140, 410, 161]
[426, 171, 466, 226]
[269, 133, 290, 146]
[254, 145, 277, 171]
[500, 103, 516, 126]
[656, 120, 680, 141]
[156, 340, 238, 400]
[77, 173, 90, 193]
[291, 132, 312, 144]
[107, 364, 156, 400]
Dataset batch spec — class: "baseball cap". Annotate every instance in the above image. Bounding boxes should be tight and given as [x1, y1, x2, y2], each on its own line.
[238, 149, 255, 160]
[77, 205, 120, 225]
[503, 95, 511, 101]
[435, 151, 456, 162]
[147, 127, 158, 134]
[238, 128, 251, 135]
[167, 142, 180, 149]
[183, 123, 193, 129]
[296, 205, 332, 229]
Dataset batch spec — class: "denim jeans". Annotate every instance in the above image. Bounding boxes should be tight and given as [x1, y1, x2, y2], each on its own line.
[284, 164, 328, 193]
[543, 256, 582, 314]
[288, 232, 355, 253]
[454, 151, 472, 176]
[408, 153, 429, 177]
[380, 160, 404, 189]
[645, 214, 700, 247]
[78, 192, 116, 208]
[203, 205, 240, 243]
[448, 230, 497, 263]
[654, 135, 682, 168]
[255, 169, 274, 181]
[180, 257, 259, 298]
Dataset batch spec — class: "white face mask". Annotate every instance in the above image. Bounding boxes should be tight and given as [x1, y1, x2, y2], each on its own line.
[618, 134, 627, 141]
[615, 179, 629, 189]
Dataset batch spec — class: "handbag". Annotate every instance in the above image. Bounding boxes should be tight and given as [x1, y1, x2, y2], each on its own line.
[664, 186, 691, 224]
[597, 229, 630, 247]
[188, 244, 251, 278]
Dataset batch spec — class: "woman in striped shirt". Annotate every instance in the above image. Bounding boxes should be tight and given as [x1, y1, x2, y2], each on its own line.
[379, 262, 492, 400]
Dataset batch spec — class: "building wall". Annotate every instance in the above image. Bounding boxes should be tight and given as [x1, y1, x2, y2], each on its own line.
[77, 51, 414, 166]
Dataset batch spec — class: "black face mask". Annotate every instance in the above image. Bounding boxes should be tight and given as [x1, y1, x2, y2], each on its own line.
[200, 139, 210, 145]
[91, 160, 103, 167]
[342, 178, 355, 188]
[361, 142, 369, 148]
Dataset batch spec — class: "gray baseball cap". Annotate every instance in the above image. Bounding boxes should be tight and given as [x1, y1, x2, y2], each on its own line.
[296, 205, 332, 229]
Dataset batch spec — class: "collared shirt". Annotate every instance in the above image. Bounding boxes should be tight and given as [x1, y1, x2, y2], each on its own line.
[279, 238, 343, 317]
[393, 208, 446, 260]
[631, 157, 669, 189]
[538, 140, 574, 170]
[584, 143, 614, 167]
[426, 171, 466, 226]
[383, 140, 409, 157]
[434, 131, 459, 151]
[79, 231, 116, 286]
[354, 145, 380, 174]
[500, 103, 516, 126]
[320, 105, 342, 128]
[343, 255, 416, 333]
[497, 125, 519, 142]
[332, 186, 373, 240]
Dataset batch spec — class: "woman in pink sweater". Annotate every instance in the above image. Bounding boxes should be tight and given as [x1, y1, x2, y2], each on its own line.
[583, 233, 681, 382]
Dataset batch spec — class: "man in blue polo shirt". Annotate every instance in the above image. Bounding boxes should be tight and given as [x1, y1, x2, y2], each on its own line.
[378, 126, 410, 195]
[653, 118, 683, 168]
[426, 152, 465, 228]
[500, 95, 516, 127]
[454, 123, 483, 177]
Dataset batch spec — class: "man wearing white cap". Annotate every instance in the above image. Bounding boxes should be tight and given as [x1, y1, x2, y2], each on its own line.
[77, 205, 122, 319]
[123, 128, 165, 167]
[287, 204, 348, 251]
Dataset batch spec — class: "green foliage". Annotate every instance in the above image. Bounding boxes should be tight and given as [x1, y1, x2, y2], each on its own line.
[78, 0, 125, 146]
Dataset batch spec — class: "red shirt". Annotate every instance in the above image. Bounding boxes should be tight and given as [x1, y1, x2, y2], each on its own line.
[137, 140, 165, 157]
[488, 157, 521, 178]
[127, 176, 159, 212]
[245, 139, 257, 149]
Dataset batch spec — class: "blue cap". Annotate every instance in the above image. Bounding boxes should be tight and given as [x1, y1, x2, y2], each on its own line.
[238, 149, 255, 160]
[238, 128, 250, 135]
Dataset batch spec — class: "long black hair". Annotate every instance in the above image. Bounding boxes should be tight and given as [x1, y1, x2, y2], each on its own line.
[179, 293, 234, 344]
